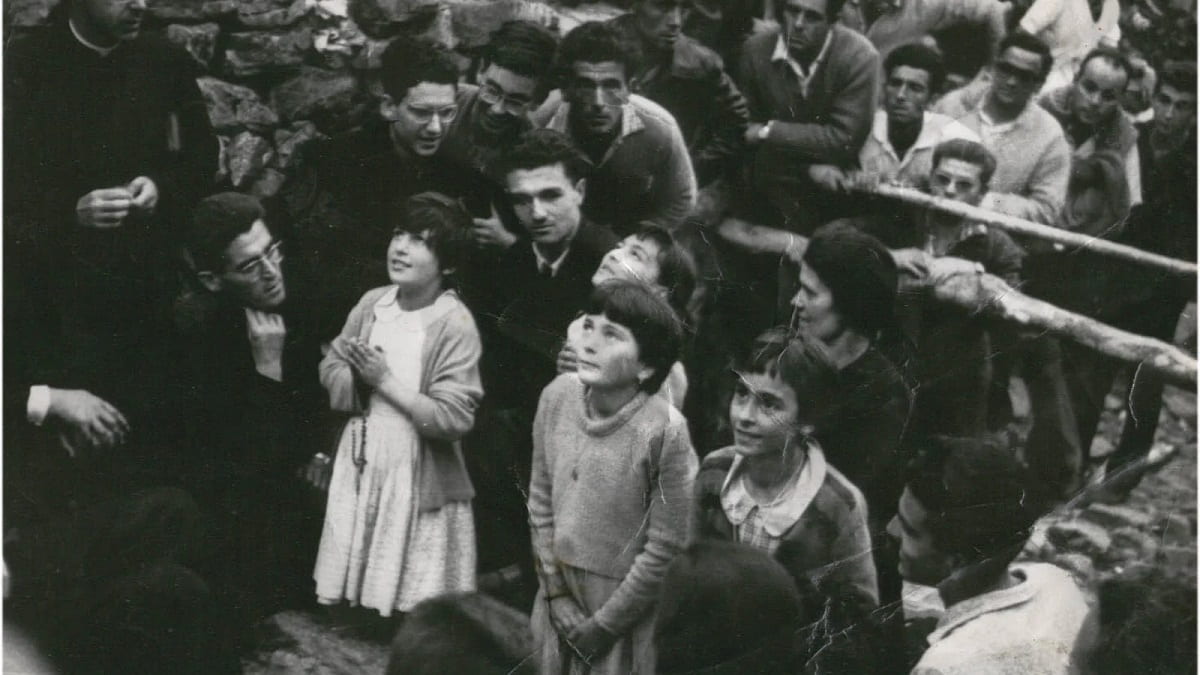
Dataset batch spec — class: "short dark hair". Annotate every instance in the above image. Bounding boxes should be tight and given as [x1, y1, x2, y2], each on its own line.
[773, 0, 849, 28]
[1090, 569, 1197, 675]
[1077, 46, 1134, 87]
[802, 223, 899, 340]
[1157, 60, 1197, 94]
[388, 593, 536, 675]
[731, 327, 839, 428]
[583, 280, 684, 392]
[629, 223, 697, 322]
[557, 21, 640, 84]
[379, 36, 459, 102]
[905, 435, 1036, 568]
[187, 192, 267, 272]
[490, 128, 591, 184]
[392, 192, 474, 282]
[484, 20, 558, 89]
[997, 31, 1053, 80]
[932, 138, 998, 186]
[884, 42, 946, 93]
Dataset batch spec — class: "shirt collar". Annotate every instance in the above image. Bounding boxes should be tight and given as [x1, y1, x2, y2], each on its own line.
[69, 18, 119, 56]
[927, 566, 1039, 645]
[545, 99, 647, 143]
[533, 240, 573, 277]
[771, 29, 833, 89]
[872, 110, 973, 163]
[719, 440, 828, 536]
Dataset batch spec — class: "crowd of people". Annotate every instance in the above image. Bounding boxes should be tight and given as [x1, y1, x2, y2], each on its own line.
[3, 0, 1196, 671]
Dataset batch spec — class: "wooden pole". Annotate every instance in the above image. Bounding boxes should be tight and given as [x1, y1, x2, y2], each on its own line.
[919, 272, 1197, 388]
[862, 183, 1198, 277]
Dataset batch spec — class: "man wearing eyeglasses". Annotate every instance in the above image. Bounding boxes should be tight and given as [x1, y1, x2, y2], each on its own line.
[438, 21, 559, 251]
[933, 32, 1071, 225]
[279, 36, 464, 339]
[534, 21, 697, 234]
[180, 192, 327, 623]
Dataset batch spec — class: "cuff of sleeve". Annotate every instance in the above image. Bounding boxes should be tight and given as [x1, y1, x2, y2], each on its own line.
[591, 605, 623, 635]
[27, 385, 50, 425]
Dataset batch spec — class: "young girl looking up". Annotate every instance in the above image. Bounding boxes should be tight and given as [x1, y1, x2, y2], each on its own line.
[557, 223, 697, 409]
[529, 280, 698, 674]
[694, 327, 879, 608]
[312, 192, 483, 617]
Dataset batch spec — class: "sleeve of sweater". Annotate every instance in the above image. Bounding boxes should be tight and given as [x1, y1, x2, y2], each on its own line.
[692, 67, 751, 185]
[319, 290, 375, 413]
[763, 45, 881, 166]
[650, 118, 699, 229]
[983, 133, 1070, 224]
[593, 419, 699, 635]
[1018, 0, 1064, 36]
[823, 489, 880, 607]
[404, 307, 483, 441]
[528, 379, 570, 600]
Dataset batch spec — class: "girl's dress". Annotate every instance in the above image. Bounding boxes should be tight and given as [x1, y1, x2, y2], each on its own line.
[314, 290, 475, 616]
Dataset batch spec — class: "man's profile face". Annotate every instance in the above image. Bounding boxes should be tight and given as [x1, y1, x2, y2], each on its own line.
[210, 220, 287, 311]
[476, 63, 538, 137]
[930, 158, 986, 206]
[1069, 57, 1127, 127]
[81, 0, 146, 43]
[505, 163, 586, 247]
[887, 487, 957, 586]
[381, 81, 458, 157]
[990, 46, 1044, 110]
[634, 0, 687, 54]
[884, 65, 933, 126]
[565, 61, 629, 137]
[780, 0, 832, 62]
[1152, 83, 1197, 139]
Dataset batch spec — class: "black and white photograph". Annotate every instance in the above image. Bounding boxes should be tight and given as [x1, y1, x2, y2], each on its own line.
[2, 0, 1196, 670]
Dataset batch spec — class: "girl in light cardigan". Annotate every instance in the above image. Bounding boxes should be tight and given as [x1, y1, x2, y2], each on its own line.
[529, 281, 698, 674]
[311, 193, 483, 617]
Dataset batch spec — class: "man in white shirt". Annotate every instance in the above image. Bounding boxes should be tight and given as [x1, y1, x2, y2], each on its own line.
[888, 436, 1098, 674]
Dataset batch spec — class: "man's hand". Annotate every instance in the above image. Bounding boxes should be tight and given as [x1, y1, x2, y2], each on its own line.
[892, 248, 932, 279]
[343, 338, 390, 388]
[547, 595, 588, 638]
[472, 207, 517, 249]
[808, 165, 848, 192]
[556, 343, 579, 374]
[567, 618, 618, 663]
[76, 187, 133, 229]
[745, 122, 766, 146]
[46, 389, 129, 455]
[844, 171, 884, 193]
[300, 453, 333, 491]
[928, 256, 985, 283]
[127, 176, 159, 213]
[784, 233, 809, 265]
[246, 309, 286, 382]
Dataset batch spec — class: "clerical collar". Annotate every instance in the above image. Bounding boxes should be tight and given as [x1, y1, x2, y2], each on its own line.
[69, 18, 119, 56]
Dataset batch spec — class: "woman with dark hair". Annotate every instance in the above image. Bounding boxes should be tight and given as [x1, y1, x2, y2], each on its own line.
[312, 192, 483, 618]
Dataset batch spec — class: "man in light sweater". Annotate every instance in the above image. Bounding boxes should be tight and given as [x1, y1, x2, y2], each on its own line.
[933, 32, 1071, 225]
[889, 436, 1097, 673]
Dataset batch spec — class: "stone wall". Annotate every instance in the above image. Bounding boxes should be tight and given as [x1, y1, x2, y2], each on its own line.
[6, 0, 618, 198]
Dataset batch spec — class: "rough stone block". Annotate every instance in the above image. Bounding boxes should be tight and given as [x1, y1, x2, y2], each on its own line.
[237, 0, 311, 28]
[197, 77, 280, 132]
[1083, 503, 1155, 531]
[272, 122, 325, 171]
[7, 0, 59, 27]
[227, 131, 274, 187]
[251, 168, 288, 198]
[1108, 526, 1161, 560]
[149, 0, 237, 22]
[272, 66, 359, 122]
[448, 0, 560, 48]
[167, 22, 220, 69]
[1047, 520, 1112, 557]
[224, 29, 313, 77]
[1053, 553, 1095, 582]
[1154, 512, 1194, 547]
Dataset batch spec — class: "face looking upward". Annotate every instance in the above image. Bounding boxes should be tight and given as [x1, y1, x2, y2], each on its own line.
[476, 64, 538, 137]
[989, 46, 1045, 112]
[1069, 57, 1128, 127]
[729, 370, 801, 458]
[505, 163, 586, 247]
[884, 65, 933, 126]
[780, 0, 832, 63]
[791, 264, 844, 344]
[592, 235, 664, 287]
[201, 220, 287, 311]
[887, 487, 958, 587]
[382, 82, 459, 157]
[634, 0, 687, 54]
[565, 60, 630, 137]
[1152, 83, 1197, 139]
[388, 229, 445, 296]
[575, 313, 653, 391]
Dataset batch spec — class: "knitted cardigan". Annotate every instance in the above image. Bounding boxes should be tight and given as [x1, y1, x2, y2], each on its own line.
[319, 286, 483, 511]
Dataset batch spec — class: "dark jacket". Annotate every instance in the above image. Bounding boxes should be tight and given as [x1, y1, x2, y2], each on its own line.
[611, 14, 750, 186]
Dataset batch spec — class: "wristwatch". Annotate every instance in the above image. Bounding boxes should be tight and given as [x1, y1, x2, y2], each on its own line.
[758, 121, 773, 141]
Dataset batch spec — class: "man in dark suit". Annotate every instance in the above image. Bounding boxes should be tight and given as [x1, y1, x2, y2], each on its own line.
[463, 129, 618, 602]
